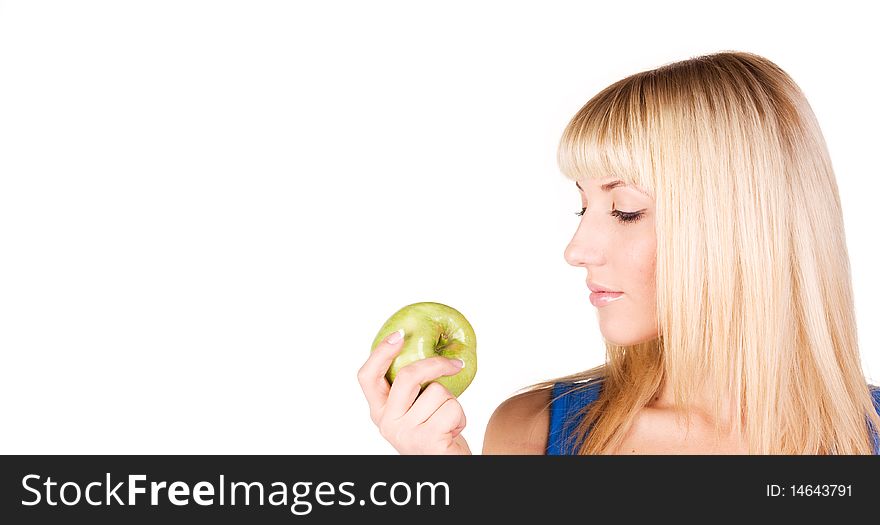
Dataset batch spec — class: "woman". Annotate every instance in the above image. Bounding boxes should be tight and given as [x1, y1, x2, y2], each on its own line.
[357, 50, 880, 454]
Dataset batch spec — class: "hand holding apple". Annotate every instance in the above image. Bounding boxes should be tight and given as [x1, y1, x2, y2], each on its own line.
[356, 302, 477, 454]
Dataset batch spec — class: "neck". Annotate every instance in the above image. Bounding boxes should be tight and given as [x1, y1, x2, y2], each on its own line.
[649, 377, 743, 432]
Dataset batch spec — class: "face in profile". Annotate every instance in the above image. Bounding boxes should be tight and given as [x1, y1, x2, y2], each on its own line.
[564, 177, 658, 346]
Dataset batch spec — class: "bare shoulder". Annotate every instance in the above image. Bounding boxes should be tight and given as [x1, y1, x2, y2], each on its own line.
[482, 386, 553, 455]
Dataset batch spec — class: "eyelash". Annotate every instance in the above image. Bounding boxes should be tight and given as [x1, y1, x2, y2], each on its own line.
[575, 207, 644, 224]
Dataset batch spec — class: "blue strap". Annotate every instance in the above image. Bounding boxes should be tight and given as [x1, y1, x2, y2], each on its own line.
[546, 380, 604, 455]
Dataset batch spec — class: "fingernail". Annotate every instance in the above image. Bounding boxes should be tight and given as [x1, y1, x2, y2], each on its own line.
[451, 358, 465, 368]
[385, 328, 404, 345]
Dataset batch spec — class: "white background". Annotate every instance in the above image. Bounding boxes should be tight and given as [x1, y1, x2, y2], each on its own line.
[1, 1, 877, 454]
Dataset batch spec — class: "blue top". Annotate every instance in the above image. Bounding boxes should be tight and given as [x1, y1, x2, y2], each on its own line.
[546, 380, 880, 455]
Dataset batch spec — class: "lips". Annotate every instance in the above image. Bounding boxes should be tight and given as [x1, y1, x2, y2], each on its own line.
[589, 291, 624, 307]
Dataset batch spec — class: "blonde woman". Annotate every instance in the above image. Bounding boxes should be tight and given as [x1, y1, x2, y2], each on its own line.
[358, 51, 880, 455]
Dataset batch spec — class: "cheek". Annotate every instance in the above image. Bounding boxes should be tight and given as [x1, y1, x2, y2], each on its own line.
[624, 236, 656, 296]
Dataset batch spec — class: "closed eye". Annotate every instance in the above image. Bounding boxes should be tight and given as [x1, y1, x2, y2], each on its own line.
[575, 207, 644, 224]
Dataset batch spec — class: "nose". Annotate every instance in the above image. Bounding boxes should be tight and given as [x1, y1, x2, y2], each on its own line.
[564, 218, 605, 268]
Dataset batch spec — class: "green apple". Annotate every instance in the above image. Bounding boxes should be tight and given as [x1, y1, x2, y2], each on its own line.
[370, 302, 477, 397]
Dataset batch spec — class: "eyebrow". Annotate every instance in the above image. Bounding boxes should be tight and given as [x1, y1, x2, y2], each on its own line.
[575, 180, 626, 192]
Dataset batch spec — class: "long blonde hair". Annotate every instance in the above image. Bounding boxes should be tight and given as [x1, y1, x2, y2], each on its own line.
[527, 50, 880, 454]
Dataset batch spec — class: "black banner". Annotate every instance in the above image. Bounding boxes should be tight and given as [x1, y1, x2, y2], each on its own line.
[2, 455, 876, 522]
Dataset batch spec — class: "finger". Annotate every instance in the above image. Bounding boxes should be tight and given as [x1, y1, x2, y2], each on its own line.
[383, 356, 464, 421]
[400, 381, 455, 426]
[423, 397, 466, 436]
[357, 329, 405, 422]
